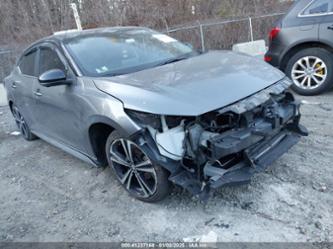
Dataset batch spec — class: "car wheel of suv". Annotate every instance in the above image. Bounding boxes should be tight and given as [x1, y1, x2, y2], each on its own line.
[105, 131, 170, 202]
[11, 105, 37, 141]
[286, 48, 333, 96]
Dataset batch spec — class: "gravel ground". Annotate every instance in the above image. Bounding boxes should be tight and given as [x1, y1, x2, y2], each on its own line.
[0, 92, 332, 243]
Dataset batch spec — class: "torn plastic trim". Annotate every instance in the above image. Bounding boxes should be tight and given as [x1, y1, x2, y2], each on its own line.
[129, 129, 205, 197]
[129, 129, 181, 174]
[147, 116, 186, 161]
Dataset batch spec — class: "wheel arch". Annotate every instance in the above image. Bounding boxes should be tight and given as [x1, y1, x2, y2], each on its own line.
[280, 41, 333, 71]
[87, 115, 134, 166]
[88, 122, 115, 166]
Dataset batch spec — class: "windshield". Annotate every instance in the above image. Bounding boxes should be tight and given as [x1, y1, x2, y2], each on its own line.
[64, 28, 195, 77]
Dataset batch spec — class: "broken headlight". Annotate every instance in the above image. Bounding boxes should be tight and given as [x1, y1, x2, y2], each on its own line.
[125, 109, 162, 130]
[126, 109, 194, 131]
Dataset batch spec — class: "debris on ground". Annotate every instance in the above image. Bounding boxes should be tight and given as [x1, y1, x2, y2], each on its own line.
[10, 131, 20, 136]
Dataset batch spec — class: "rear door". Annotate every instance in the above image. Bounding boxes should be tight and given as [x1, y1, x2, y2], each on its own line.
[13, 48, 39, 129]
[32, 43, 84, 150]
[318, 2, 333, 47]
[299, 0, 333, 45]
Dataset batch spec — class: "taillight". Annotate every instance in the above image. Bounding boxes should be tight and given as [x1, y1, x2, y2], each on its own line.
[269, 27, 281, 41]
[264, 56, 272, 62]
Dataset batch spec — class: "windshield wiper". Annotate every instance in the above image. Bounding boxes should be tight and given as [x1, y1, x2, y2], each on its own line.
[101, 72, 122, 77]
[100, 53, 196, 77]
[156, 55, 191, 67]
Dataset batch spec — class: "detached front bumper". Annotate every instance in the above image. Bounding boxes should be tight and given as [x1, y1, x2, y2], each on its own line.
[203, 96, 307, 185]
[133, 80, 308, 201]
[203, 95, 308, 191]
[208, 130, 303, 189]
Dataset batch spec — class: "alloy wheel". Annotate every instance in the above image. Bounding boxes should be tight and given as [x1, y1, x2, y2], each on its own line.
[109, 139, 157, 198]
[12, 106, 29, 139]
[291, 56, 327, 90]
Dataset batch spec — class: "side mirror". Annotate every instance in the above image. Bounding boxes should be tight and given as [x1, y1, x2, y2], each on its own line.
[38, 69, 71, 87]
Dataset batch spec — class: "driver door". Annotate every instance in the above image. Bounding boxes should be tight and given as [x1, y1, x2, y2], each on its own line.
[32, 44, 83, 150]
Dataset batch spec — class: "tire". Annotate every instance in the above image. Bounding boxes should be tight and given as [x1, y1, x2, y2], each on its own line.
[285, 48, 333, 96]
[11, 104, 37, 141]
[105, 130, 170, 202]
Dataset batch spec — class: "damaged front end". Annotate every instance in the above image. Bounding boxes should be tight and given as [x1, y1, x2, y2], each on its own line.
[127, 78, 308, 201]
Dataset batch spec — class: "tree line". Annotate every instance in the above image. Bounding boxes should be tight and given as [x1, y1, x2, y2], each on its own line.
[0, 0, 293, 46]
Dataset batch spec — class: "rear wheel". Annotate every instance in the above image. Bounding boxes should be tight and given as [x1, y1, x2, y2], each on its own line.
[11, 105, 37, 141]
[105, 131, 170, 202]
[286, 48, 333, 96]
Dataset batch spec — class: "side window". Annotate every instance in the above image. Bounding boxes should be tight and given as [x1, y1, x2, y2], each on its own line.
[39, 47, 65, 75]
[302, 0, 330, 15]
[19, 50, 37, 76]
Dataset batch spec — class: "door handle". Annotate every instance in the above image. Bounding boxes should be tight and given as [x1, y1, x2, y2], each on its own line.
[328, 25, 333, 30]
[34, 90, 42, 97]
[11, 81, 18, 88]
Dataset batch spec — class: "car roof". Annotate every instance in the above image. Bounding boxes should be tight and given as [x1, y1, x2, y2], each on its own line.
[23, 26, 150, 54]
[51, 26, 148, 41]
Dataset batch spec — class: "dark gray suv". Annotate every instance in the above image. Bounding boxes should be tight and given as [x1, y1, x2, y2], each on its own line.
[265, 0, 333, 95]
[5, 27, 307, 202]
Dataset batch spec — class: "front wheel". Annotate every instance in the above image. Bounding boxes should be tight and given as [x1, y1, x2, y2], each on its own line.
[105, 131, 170, 202]
[285, 48, 333, 96]
[11, 104, 37, 141]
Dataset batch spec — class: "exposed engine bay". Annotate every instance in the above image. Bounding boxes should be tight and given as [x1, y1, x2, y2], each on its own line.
[127, 78, 308, 200]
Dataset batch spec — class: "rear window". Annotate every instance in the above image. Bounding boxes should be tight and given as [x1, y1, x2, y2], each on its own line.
[302, 0, 332, 15]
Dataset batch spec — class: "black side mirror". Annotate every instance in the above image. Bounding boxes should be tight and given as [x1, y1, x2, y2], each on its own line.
[38, 69, 71, 87]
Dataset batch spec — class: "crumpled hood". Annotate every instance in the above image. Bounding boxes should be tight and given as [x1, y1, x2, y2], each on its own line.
[94, 50, 286, 116]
